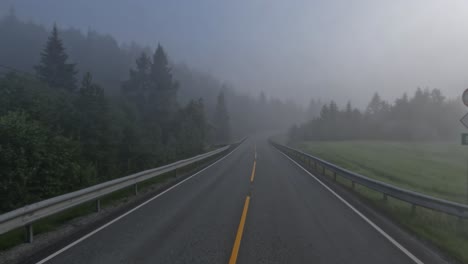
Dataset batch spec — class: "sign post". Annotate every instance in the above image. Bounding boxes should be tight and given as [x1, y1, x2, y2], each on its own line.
[460, 88, 468, 204]
[462, 133, 468, 146]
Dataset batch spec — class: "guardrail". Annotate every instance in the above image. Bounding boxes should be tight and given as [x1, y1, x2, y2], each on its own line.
[270, 140, 468, 219]
[0, 139, 244, 243]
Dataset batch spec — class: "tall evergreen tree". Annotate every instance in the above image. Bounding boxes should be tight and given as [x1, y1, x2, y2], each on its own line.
[149, 44, 179, 141]
[320, 104, 330, 120]
[35, 24, 77, 91]
[345, 101, 353, 118]
[213, 91, 230, 143]
[122, 52, 151, 116]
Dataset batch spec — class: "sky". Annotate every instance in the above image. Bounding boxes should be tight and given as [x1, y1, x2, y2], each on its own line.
[2, 0, 468, 106]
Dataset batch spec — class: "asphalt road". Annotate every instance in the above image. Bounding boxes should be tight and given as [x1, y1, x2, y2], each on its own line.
[39, 136, 446, 264]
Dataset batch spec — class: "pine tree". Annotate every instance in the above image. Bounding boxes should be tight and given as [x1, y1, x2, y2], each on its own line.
[328, 101, 339, 121]
[35, 24, 77, 91]
[345, 101, 353, 118]
[148, 44, 179, 142]
[150, 44, 178, 107]
[320, 104, 330, 120]
[213, 91, 230, 143]
[366, 93, 383, 116]
[122, 52, 151, 110]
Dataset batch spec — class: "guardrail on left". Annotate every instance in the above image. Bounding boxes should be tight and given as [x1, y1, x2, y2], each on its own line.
[0, 142, 239, 243]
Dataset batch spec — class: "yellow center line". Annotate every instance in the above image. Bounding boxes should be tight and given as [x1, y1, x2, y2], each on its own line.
[254, 144, 257, 160]
[229, 196, 251, 264]
[250, 160, 256, 183]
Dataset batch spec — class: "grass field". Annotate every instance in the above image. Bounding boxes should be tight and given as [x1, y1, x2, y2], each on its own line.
[295, 140, 468, 204]
[293, 140, 468, 263]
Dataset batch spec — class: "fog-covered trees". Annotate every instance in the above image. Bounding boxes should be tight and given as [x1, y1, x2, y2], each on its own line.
[0, 74, 82, 212]
[149, 45, 179, 140]
[213, 91, 231, 143]
[0, 13, 309, 213]
[306, 98, 323, 120]
[0, 28, 207, 213]
[35, 25, 77, 91]
[121, 44, 205, 164]
[76, 72, 110, 178]
[290, 89, 463, 142]
[175, 99, 207, 157]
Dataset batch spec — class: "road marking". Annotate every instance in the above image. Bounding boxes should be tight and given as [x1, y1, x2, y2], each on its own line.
[229, 196, 250, 264]
[254, 144, 257, 160]
[277, 150, 424, 264]
[35, 146, 241, 264]
[250, 160, 256, 183]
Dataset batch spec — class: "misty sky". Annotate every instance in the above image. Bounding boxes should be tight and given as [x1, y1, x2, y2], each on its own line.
[2, 0, 468, 106]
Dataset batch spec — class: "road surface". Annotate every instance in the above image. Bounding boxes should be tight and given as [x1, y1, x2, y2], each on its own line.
[37, 136, 445, 264]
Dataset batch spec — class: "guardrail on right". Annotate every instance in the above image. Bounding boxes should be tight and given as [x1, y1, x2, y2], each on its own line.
[270, 140, 468, 219]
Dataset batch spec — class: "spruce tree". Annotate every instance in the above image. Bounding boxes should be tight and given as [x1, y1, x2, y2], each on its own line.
[35, 24, 77, 91]
[121, 52, 151, 115]
[150, 44, 178, 110]
[149, 44, 179, 142]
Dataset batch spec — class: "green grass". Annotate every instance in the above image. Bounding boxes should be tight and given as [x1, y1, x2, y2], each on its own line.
[295, 140, 468, 203]
[293, 140, 468, 263]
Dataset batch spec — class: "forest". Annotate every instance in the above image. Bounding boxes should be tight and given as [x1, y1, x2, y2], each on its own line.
[0, 11, 303, 213]
[0, 10, 305, 137]
[290, 89, 464, 141]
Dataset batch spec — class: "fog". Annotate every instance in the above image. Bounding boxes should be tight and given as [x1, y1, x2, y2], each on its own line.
[1, 3, 468, 260]
[2, 0, 468, 106]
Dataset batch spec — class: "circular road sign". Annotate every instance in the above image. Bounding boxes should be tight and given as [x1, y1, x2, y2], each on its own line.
[463, 89, 468, 107]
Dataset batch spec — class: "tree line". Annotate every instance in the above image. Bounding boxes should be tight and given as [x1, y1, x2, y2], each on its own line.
[290, 89, 464, 142]
[0, 10, 305, 138]
[0, 24, 230, 212]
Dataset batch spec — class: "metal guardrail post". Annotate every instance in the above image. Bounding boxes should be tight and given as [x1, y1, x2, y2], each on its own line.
[25, 224, 33, 243]
[383, 194, 388, 202]
[351, 181, 355, 190]
[411, 204, 416, 216]
[95, 199, 101, 212]
[134, 183, 138, 195]
[333, 171, 337, 181]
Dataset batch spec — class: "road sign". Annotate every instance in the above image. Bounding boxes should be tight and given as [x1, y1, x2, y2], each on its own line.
[461, 90, 468, 203]
[463, 89, 468, 107]
[462, 133, 468, 145]
[461, 113, 468, 129]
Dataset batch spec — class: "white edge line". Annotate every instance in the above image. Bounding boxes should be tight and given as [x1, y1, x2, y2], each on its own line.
[276, 149, 424, 264]
[36, 146, 240, 264]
